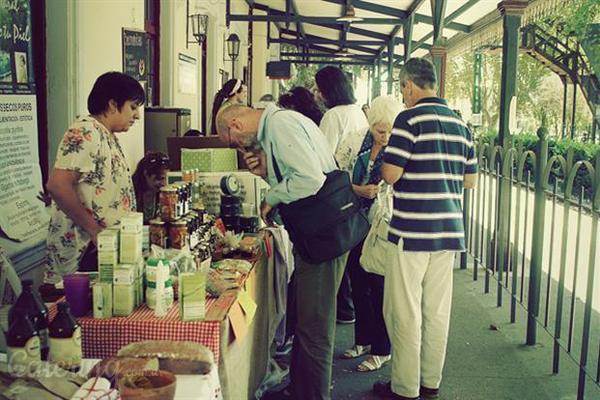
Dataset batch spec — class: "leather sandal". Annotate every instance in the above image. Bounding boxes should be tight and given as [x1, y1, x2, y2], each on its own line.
[342, 344, 371, 359]
[357, 354, 391, 372]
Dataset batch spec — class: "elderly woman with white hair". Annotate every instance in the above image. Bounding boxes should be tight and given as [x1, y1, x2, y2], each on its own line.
[336, 95, 403, 372]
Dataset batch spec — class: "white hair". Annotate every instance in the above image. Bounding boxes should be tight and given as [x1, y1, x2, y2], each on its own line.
[367, 95, 403, 128]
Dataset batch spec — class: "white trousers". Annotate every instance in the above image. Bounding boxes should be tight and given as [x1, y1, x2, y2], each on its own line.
[383, 244, 456, 398]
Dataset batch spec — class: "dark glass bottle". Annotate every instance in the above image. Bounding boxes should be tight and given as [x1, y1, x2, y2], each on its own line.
[8, 279, 49, 360]
[6, 311, 41, 373]
[48, 302, 82, 371]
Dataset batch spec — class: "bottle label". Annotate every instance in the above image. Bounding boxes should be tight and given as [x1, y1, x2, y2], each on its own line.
[7, 336, 41, 374]
[48, 327, 82, 368]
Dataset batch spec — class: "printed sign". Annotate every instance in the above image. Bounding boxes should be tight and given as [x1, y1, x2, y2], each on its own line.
[122, 28, 147, 81]
[0, 94, 49, 241]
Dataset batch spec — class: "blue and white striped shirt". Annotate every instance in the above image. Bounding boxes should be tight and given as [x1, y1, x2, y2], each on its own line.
[383, 97, 478, 252]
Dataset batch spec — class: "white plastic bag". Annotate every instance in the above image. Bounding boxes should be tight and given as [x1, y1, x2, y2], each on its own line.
[359, 187, 396, 276]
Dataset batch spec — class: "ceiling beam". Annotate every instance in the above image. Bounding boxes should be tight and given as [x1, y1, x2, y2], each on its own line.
[414, 13, 468, 33]
[281, 52, 375, 59]
[399, 0, 479, 65]
[283, 59, 374, 66]
[228, 14, 405, 25]
[322, 0, 408, 19]
[276, 29, 379, 54]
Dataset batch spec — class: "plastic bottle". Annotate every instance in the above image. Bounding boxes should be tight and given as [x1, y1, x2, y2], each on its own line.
[8, 279, 49, 360]
[48, 302, 82, 371]
[6, 311, 41, 373]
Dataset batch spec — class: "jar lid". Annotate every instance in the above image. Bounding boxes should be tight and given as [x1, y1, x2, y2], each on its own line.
[149, 219, 165, 225]
[171, 220, 187, 226]
[161, 187, 177, 192]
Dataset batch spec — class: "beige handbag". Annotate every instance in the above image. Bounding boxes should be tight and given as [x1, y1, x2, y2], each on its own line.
[359, 187, 396, 276]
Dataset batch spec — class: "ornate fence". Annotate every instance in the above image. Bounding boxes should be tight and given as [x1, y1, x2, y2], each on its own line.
[463, 125, 600, 399]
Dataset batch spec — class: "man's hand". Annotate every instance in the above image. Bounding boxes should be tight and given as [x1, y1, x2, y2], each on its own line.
[243, 150, 267, 178]
[353, 184, 380, 199]
[260, 200, 275, 226]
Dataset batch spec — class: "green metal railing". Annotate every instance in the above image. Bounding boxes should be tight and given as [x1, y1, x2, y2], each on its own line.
[462, 125, 600, 399]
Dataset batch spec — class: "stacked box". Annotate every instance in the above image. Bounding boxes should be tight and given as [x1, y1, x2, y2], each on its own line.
[179, 271, 206, 321]
[120, 232, 143, 264]
[98, 264, 114, 283]
[120, 212, 143, 234]
[181, 148, 238, 172]
[113, 284, 135, 317]
[93, 282, 113, 319]
[97, 229, 119, 271]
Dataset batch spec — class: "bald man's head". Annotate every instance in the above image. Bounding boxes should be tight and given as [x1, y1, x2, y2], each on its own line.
[215, 105, 263, 150]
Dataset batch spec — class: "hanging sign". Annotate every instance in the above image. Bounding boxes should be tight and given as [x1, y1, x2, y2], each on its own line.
[122, 28, 147, 81]
[0, 0, 35, 94]
[0, 94, 49, 241]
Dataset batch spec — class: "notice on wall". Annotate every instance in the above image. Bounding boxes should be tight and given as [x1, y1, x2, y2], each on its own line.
[0, 94, 48, 241]
[0, 0, 35, 94]
[178, 53, 197, 94]
[122, 28, 147, 81]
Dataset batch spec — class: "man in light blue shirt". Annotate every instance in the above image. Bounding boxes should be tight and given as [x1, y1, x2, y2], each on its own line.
[216, 103, 349, 400]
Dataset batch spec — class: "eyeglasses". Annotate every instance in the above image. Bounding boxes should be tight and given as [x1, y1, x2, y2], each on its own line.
[148, 154, 170, 166]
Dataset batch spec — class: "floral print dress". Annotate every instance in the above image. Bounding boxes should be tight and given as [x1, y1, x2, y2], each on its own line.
[45, 117, 136, 283]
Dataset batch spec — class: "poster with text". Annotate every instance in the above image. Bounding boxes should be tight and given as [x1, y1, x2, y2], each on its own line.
[0, 0, 34, 94]
[178, 53, 197, 94]
[0, 94, 48, 241]
[122, 28, 147, 81]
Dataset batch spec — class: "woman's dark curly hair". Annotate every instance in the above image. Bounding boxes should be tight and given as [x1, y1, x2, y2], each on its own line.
[278, 86, 324, 125]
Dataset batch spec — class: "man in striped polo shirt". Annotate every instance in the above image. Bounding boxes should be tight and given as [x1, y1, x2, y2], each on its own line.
[373, 58, 478, 400]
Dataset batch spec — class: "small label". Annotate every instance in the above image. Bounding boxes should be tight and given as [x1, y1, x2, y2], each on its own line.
[7, 336, 41, 373]
[48, 327, 82, 369]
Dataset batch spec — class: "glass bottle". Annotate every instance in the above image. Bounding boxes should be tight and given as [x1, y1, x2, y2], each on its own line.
[6, 311, 40, 373]
[8, 279, 49, 360]
[48, 302, 82, 372]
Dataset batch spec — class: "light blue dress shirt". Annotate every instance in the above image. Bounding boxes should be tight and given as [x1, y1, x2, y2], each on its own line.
[257, 104, 337, 206]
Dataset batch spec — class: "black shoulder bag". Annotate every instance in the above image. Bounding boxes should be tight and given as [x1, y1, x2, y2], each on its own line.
[270, 142, 370, 264]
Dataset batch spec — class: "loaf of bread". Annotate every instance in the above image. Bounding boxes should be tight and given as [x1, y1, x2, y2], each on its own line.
[87, 357, 159, 381]
[117, 340, 214, 375]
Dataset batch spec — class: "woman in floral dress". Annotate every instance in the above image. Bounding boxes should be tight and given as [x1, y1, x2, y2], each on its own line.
[44, 72, 145, 284]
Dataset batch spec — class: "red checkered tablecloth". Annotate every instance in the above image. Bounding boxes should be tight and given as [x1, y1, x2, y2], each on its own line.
[48, 298, 222, 363]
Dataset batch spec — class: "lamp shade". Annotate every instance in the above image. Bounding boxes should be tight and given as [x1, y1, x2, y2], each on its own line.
[226, 33, 241, 60]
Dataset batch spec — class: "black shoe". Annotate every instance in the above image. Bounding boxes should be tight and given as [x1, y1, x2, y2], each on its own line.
[420, 386, 439, 399]
[373, 381, 421, 400]
[262, 387, 293, 400]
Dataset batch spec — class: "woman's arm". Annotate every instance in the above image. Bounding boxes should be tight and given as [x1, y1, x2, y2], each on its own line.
[46, 169, 103, 243]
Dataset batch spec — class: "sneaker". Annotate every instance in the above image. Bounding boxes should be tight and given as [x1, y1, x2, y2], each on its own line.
[373, 381, 421, 400]
[420, 386, 439, 399]
[336, 317, 356, 324]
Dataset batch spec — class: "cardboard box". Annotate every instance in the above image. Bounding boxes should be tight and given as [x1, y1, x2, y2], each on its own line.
[120, 212, 143, 234]
[98, 264, 114, 283]
[113, 267, 135, 285]
[98, 250, 118, 267]
[120, 232, 143, 264]
[181, 148, 238, 172]
[179, 271, 206, 321]
[113, 284, 135, 317]
[97, 229, 119, 251]
[93, 283, 113, 319]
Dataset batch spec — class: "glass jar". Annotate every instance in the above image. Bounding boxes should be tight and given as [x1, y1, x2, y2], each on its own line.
[149, 219, 168, 248]
[159, 187, 178, 222]
[169, 220, 188, 249]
